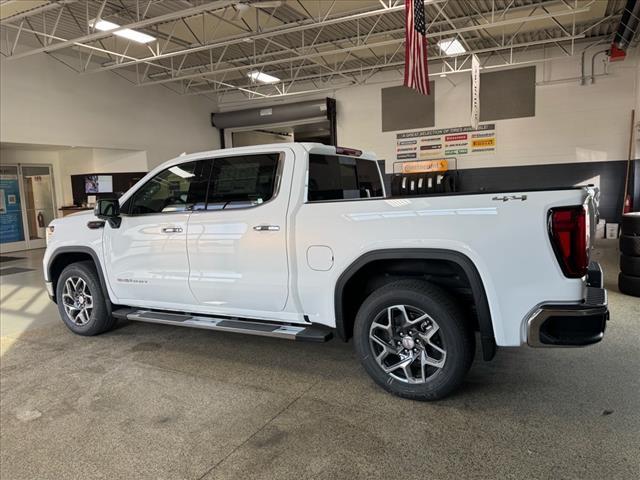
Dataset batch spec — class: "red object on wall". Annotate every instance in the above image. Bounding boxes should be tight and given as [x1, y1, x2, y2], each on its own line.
[609, 44, 626, 62]
[623, 194, 632, 213]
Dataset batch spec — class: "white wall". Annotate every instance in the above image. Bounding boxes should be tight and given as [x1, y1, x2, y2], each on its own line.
[0, 50, 219, 169]
[335, 52, 639, 173]
[635, 57, 640, 159]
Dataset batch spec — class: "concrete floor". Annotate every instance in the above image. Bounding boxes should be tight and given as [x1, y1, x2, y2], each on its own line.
[0, 241, 638, 480]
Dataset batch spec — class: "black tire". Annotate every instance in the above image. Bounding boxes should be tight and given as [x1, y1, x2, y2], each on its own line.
[353, 280, 475, 401]
[56, 261, 115, 336]
[620, 255, 640, 276]
[618, 273, 640, 297]
[620, 235, 640, 256]
[621, 212, 640, 236]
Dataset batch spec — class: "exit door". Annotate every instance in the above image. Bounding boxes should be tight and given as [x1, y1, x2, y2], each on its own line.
[0, 164, 56, 253]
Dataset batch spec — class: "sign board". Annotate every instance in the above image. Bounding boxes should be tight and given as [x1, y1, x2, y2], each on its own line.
[471, 54, 480, 129]
[396, 159, 448, 174]
[0, 174, 25, 244]
[396, 124, 496, 161]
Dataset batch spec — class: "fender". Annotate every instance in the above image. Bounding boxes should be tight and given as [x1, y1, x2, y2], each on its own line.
[334, 248, 497, 361]
[46, 246, 113, 315]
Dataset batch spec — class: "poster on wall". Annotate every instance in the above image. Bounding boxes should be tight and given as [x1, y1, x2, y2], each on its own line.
[396, 124, 496, 161]
[0, 174, 25, 244]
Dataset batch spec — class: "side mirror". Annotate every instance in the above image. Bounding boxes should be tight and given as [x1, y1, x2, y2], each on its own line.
[94, 199, 121, 228]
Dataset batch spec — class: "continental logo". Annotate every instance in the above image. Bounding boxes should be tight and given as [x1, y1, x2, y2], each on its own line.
[400, 160, 448, 173]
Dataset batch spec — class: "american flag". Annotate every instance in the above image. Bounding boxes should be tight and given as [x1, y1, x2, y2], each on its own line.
[404, 0, 431, 95]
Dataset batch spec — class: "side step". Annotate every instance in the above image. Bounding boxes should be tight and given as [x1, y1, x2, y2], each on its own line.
[112, 308, 333, 342]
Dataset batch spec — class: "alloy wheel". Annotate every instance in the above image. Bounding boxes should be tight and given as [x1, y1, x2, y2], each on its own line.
[369, 304, 447, 384]
[62, 276, 94, 326]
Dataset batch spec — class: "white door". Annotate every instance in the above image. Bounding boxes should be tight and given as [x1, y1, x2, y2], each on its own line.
[187, 150, 292, 315]
[103, 159, 211, 307]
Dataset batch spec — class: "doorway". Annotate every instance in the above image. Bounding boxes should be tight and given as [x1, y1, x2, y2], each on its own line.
[225, 118, 333, 148]
[0, 164, 56, 252]
[232, 128, 293, 147]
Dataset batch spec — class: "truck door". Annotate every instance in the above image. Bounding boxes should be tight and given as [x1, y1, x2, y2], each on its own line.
[187, 149, 293, 314]
[103, 159, 211, 306]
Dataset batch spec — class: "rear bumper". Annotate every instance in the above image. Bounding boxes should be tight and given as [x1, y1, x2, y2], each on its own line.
[527, 262, 608, 347]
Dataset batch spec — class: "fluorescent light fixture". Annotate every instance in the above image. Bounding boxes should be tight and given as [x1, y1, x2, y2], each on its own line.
[248, 70, 280, 84]
[437, 38, 466, 56]
[169, 166, 195, 179]
[90, 19, 155, 44]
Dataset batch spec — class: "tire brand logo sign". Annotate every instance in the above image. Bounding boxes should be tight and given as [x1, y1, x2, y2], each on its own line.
[396, 124, 496, 161]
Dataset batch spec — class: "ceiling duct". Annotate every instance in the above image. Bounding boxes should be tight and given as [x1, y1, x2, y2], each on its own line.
[610, 0, 640, 61]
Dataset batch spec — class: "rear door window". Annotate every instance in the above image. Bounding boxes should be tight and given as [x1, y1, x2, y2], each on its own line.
[308, 154, 384, 201]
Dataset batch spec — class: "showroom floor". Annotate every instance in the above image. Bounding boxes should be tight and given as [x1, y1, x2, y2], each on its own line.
[0, 241, 638, 480]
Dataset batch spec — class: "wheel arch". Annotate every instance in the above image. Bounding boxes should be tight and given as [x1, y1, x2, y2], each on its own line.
[47, 246, 112, 314]
[334, 248, 496, 360]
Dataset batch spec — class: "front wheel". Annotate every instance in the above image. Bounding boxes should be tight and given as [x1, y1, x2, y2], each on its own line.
[56, 261, 115, 336]
[353, 280, 475, 401]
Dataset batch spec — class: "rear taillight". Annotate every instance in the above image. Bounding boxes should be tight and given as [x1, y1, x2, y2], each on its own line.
[548, 206, 590, 278]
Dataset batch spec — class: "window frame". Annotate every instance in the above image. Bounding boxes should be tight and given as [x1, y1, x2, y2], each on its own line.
[121, 152, 285, 217]
[305, 154, 385, 204]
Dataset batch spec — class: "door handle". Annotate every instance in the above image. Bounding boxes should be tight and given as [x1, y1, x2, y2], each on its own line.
[253, 225, 280, 232]
[161, 227, 183, 233]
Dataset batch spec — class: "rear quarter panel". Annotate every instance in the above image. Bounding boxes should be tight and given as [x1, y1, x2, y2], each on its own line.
[293, 189, 587, 347]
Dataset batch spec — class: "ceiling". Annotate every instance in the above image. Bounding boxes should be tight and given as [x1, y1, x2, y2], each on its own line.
[0, 0, 635, 107]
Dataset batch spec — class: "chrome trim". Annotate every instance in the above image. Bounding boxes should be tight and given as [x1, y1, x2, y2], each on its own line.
[161, 227, 183, 233]
[45, 281, 54, 297]
[253, 225, 280, 231]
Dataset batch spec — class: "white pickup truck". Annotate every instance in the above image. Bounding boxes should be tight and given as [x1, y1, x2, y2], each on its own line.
[44, 143, 608, 400]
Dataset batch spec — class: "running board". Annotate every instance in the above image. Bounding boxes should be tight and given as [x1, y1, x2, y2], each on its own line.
[111, 308, 333, 342]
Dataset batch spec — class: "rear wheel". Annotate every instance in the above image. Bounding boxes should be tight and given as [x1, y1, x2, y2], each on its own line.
[56, 261, 115, 336]
[353, 280, 475, 401]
